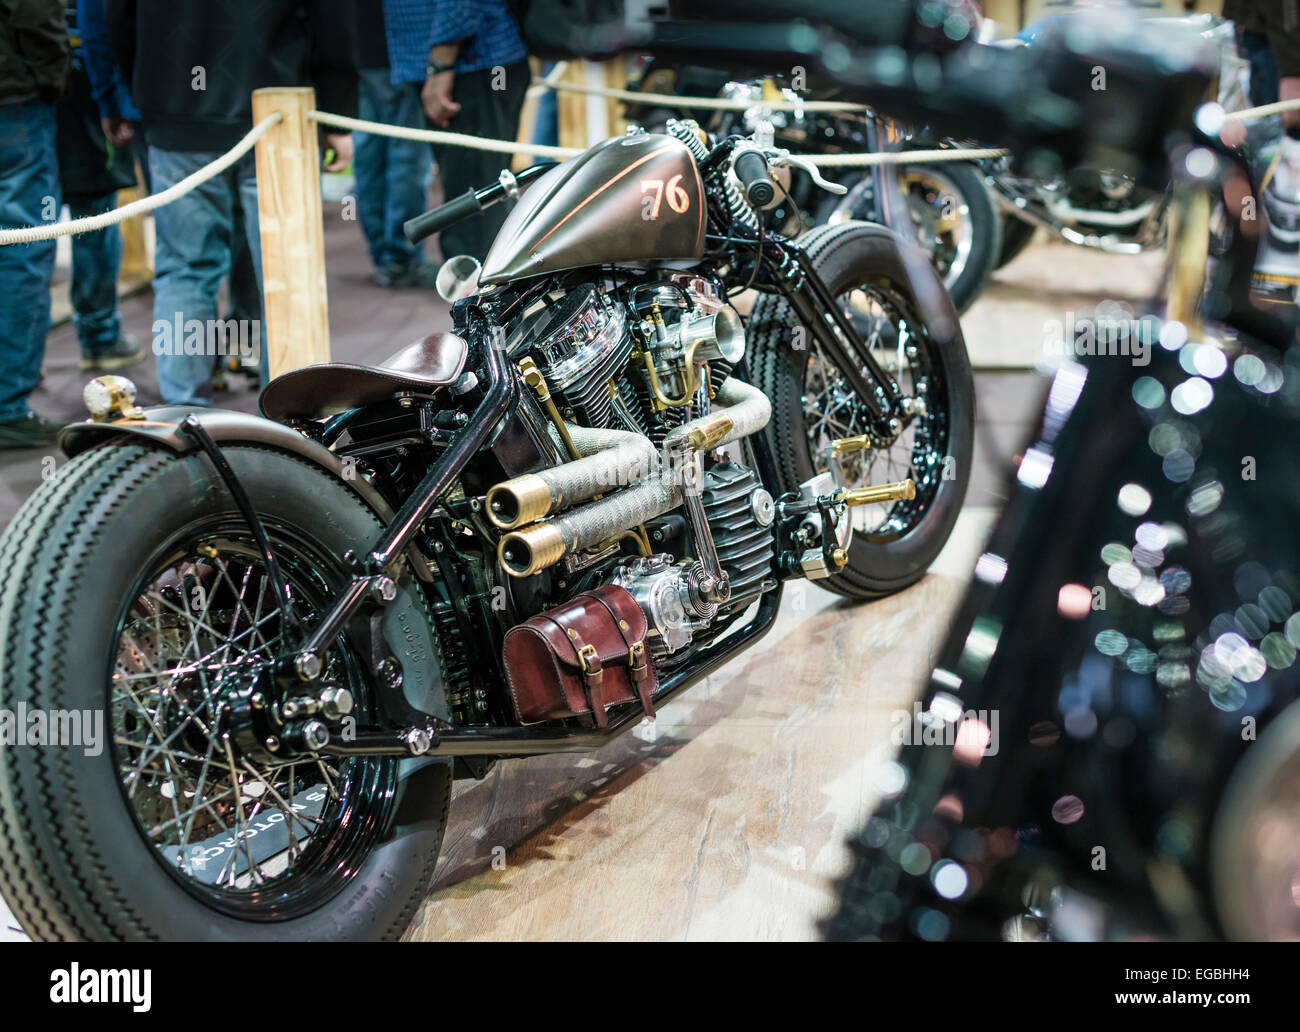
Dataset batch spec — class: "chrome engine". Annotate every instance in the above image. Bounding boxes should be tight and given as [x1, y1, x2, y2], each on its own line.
[525, 277, 742, 442]
[496, 278, 778, 656]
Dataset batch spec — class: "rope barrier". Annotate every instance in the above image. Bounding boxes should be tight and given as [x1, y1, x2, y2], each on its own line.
[537, 77, 869, 113]
[307, 109, 581, 159]
[1224, 97, 1300, 122]
[6, 83, 1300, 248]
[525, 60, 570, 100]
[310, 109, 1006, 167]
[0, 112, 281, 246]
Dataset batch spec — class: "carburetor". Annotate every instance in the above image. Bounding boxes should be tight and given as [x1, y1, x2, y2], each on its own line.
[630, 280, 747, 410]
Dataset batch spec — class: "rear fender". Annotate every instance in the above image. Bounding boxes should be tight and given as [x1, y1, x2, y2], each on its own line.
[58, 405, 435, 581]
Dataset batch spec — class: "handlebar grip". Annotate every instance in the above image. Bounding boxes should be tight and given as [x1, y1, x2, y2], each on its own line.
[734, 149, 775, 208]
[403, 189, 484, 244]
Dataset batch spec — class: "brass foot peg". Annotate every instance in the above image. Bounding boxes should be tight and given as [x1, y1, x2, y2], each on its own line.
[837, 478, 916, 507]
[830, 433, 872, 455]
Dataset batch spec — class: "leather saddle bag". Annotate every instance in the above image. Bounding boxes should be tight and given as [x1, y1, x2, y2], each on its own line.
[503, 584, 656, 727]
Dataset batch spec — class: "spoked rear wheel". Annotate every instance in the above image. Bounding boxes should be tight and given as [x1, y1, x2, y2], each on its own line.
[0, 443, 451, 940]
[113, 531, 391, 918]
[750, 221, 975, 599]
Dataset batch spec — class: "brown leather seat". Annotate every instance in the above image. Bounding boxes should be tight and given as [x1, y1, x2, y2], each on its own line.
[259, 332, 469, 422]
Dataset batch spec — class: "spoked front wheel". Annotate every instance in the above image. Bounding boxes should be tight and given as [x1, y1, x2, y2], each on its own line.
[0, 442, 451, 940]
[750, 221, 975, 600]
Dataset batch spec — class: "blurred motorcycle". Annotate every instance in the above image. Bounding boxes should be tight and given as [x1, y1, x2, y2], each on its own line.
[826, 22, 1300, 943]
[989, 12, 1239, 267]
[625, 69, 1003, 312]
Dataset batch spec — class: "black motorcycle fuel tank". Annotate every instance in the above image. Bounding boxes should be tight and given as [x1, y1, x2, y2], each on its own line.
[479, 133, 707, 286]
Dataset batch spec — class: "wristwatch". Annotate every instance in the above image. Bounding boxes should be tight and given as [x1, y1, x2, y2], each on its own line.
[426, 57, 455, 77]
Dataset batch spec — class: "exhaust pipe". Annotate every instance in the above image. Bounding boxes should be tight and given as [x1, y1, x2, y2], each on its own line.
[486, 426, 656, 529]
[496, 378, 770, 577]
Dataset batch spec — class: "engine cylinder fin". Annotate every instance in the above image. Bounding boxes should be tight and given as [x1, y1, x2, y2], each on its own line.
[700, 461, 777, 607]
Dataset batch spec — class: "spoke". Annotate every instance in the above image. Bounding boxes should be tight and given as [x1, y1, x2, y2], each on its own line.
[220, 736, 264, 887]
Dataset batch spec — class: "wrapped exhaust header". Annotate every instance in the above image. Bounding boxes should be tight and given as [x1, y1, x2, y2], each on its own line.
[495, 377, 771, 577]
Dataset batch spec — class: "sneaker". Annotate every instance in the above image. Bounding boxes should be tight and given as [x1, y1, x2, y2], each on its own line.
[374, 261, 440, 289]
[79, 335, 144, 373]
[0, 413, 64, 449]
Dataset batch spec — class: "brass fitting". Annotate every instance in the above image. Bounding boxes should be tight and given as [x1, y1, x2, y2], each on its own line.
[519, 356, 581, 460]
[838, 478, 916, 507]
[485, 473, 554, 530]
[832, 548, 849, 568]
[683, 413, 734, 453]
[498, 522, 567, 578]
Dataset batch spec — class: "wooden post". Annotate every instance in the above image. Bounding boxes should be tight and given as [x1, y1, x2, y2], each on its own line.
[116, 184, 152, 285]
[251, 87, 330, 377]
[556, 58, 628, 150]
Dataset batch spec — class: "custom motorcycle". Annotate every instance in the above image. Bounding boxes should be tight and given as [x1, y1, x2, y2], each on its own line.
[0, 102, 973, 935]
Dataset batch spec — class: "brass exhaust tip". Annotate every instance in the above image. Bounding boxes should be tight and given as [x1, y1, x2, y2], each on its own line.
[498, 522, 566, 577]
[485, 473, 553, 530]
[838, 478, 916, 507]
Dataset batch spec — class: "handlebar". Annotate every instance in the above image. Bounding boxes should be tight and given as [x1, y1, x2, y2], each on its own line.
[733, 148, 775, 208]
[403, 164, 551, 245]
[403, 189, 485, 245]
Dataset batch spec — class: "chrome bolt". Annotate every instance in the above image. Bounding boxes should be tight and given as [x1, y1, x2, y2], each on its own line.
[250, 692, 265, 710]
[378, 657, 403, 689]
[302, 720, 330, 752]
[295, 652, 321, 681]
[404, 728, 432, 755]
[372, 576, 398, 604]
[265, 736, 280, 752]
[319, 686, 354, 720]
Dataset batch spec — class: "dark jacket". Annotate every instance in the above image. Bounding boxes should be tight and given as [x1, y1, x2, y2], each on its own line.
[1227, 0, 1300, 79]
[103, 0, 360, 152]
[0, 0, 70, 103]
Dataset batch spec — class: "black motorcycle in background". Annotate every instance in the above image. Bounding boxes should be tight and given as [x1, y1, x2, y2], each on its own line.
[624, 65, 1003, 312]
[827, 45, 1300, 942]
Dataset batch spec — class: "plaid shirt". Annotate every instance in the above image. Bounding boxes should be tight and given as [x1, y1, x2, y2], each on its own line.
[383, 0, 528, 82]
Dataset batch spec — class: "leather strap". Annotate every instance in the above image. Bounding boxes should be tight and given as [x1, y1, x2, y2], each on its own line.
[579, 590, 656, 721]
[539, 612, 608, 729]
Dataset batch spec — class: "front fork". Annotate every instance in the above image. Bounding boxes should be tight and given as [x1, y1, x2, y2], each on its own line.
[764, 236, 909, 446]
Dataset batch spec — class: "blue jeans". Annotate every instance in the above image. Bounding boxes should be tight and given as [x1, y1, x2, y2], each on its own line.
[68, 194, 123, 355]
[354, 68, 430, 271]
[0, 100, 59, 423]
[149, 148, 267, 406]
[1239, 30, 1279, 109]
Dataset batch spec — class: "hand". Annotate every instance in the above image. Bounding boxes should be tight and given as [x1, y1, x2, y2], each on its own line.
[422, 70, 460, 127]
[322, 132, 352, 172]
[1220, 119, 1247, 149]
[1282, 77, 1300, 133]
[101, 116, 134, 147]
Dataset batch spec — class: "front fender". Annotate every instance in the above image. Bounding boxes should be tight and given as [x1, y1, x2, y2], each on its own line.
[58, 405, 434, 580]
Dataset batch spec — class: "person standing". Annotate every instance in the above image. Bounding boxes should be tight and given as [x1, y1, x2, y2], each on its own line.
[104, 0, 359, 406]
[57, 3, 142, 373]
[385, 0, 530, 262]
[356, 1, 436, 288]
[0, 0, 69, 448]
[76, 0, 146, 188]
